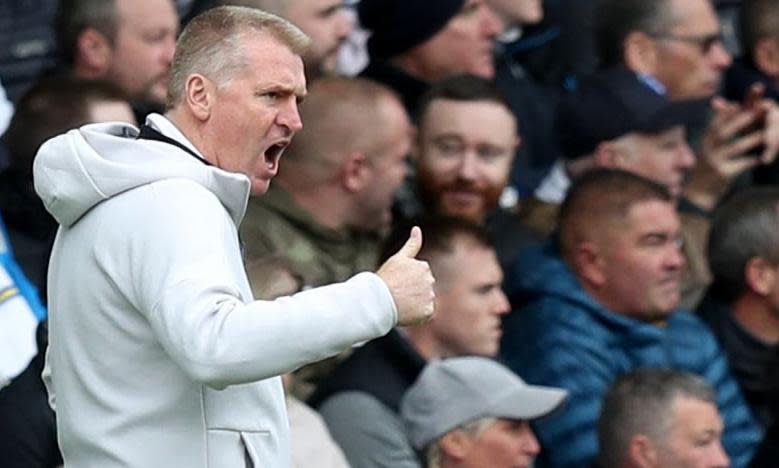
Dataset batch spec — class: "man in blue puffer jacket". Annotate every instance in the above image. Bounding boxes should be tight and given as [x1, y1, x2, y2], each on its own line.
[501, 169, 761, 468]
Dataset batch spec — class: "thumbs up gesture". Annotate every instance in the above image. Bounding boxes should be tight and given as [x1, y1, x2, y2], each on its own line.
[376, 226, 436, 326]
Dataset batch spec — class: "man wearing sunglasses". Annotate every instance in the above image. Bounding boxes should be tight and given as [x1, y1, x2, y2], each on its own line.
[594, 0, 779, 309]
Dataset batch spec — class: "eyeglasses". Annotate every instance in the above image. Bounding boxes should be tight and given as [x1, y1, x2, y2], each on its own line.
[649, 32, 724, 54]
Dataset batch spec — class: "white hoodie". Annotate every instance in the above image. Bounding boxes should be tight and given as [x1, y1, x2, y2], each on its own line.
[34, 114, 397, 467]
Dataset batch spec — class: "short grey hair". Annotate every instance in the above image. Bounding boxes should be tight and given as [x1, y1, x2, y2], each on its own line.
[597, 369, 716, 468]
[166, 5, 310, 108]
[425, 417, 497, 468]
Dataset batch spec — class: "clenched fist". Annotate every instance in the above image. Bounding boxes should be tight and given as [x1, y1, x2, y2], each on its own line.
[376, 226, 436, 326]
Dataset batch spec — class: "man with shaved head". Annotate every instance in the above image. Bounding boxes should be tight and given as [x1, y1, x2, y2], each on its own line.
[240, 76, 413, 288]
[501, 169, 761, 468]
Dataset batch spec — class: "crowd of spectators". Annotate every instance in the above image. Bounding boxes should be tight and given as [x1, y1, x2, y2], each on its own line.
[2, 0, 779, 467]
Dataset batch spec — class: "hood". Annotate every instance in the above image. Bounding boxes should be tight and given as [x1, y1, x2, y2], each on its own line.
[33, 114, 250, 228]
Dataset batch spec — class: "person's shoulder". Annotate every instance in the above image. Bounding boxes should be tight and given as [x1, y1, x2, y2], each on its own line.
[666, 309, 722, 354]
[146, 177, 221, 211]
[319, 390, 393, 417]
[503, 296, 610, 368]
[120, 178, 229, 231]
[668, 308, 712, 330]
[517, 287, 597, 330]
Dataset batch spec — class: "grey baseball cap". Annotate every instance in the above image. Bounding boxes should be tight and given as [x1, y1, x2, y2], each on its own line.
[401, 356, 568, 450]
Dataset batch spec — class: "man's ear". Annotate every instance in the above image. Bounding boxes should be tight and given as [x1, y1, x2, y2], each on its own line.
[573, 241, 607, 288]
[438, 430, 472, 461]
[341, 151, 370, 193]
[593, 140, 625, 169]
[754, 38, 779, 79]
[76, 28, 113, 73]
[627, 434, 659, 468]
[184, 74, 214, 122]
[624, 30, 659, 75]
[745, 256, 777, 296]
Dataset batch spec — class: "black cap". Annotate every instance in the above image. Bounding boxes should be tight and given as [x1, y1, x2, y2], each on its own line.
[558, 67, 709, 159]
[358, 0, 466, 60]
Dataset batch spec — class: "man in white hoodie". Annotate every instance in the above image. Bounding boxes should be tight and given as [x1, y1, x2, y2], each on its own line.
[33, 6, 435, 468]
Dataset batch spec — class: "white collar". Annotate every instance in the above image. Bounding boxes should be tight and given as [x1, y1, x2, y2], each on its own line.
[145, 113, 207, 162]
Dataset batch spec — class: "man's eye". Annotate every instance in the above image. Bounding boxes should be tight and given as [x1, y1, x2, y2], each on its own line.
[436, 142, 463, 154]
[479, 146, 508, 161]
[144, 30, 170, 43]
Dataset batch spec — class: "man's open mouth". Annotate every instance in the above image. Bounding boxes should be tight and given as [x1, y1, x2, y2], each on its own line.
[264, 141, 290, 169]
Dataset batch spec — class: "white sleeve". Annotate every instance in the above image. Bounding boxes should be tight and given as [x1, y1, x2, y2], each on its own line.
[114, 180, 397, 389]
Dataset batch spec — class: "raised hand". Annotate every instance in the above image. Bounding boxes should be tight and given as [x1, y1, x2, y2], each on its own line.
[376, 226, 436, 326]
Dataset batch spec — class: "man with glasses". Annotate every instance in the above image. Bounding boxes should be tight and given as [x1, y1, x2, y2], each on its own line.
[594, 0, 779, 309]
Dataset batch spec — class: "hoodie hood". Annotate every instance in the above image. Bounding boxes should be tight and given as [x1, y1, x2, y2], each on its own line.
[33, 114, 250, 228]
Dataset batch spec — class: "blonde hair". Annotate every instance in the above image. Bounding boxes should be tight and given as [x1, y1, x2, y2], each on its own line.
[166, 5, 310, 108]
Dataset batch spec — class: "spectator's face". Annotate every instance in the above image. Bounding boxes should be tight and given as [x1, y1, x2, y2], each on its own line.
[286, 0, 352, 74]
[430, 242, 509, 357]
[650, 0, 731, 99]
[612, 126, 696, 198]
[354, 96, 413, 231]
[405, 0, 502, 80]
[87, 99, 137, 125]
[107, 0, 178, 105]
[416, 99, 517, 223]
[595, 199, 684, 320]
[486, 0, 543, 27]
[653, 396, 729, 468]
[206, 32, 306, 195]
[457, 419, 540, 468]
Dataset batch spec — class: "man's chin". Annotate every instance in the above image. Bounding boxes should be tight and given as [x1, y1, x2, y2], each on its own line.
[440, 204, 485, 223]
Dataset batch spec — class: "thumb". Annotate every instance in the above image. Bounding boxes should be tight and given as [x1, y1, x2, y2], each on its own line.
[396, 226, 422, 259]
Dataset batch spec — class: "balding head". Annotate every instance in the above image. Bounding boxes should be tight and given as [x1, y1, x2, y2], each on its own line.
[559, 169, 673, 263]
[559, 169, 684, 321]
[278, 77, 413, 231]
[281, 77, 406, 181]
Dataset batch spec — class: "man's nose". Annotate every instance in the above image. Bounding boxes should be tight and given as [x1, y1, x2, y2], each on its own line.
[279, 102, 303, 133]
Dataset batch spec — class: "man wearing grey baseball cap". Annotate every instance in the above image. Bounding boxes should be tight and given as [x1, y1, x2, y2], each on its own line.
[401, 356, 567, 468]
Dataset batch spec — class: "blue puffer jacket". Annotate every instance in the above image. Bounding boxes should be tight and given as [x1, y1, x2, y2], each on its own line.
[501, 242, 762, 468]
